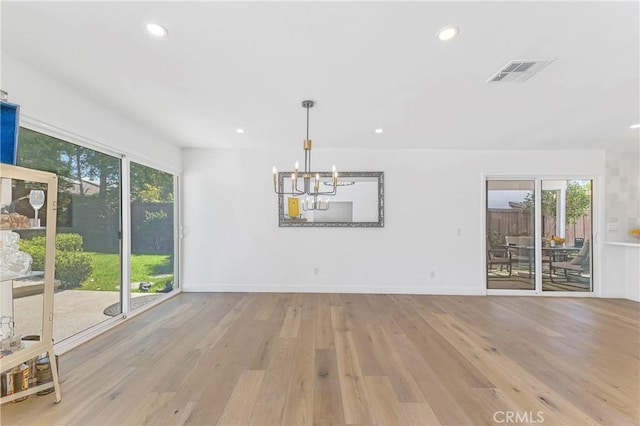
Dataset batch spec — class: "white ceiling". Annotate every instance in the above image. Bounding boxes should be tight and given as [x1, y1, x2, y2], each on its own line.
[2, 1, 639, 151]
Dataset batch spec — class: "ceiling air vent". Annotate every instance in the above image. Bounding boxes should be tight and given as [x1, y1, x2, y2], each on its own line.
[486, 58, 555, 83]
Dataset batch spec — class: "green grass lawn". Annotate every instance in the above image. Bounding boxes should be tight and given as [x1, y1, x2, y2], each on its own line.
[81, 252, 173, 293]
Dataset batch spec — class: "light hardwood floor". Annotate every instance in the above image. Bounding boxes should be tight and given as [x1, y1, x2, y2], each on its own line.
[2, 293, 638, 425]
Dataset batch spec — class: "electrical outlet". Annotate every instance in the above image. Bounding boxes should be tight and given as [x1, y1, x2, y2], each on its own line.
[606, 222, 619, 231]
[430, 270, 436, 279]
[313, 267, 319, 276]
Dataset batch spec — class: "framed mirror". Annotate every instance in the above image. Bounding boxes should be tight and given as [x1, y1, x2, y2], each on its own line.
[278, 171, 384, 227]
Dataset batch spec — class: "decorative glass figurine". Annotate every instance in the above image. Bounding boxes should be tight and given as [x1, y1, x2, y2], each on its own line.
[0, 231, 33, 279]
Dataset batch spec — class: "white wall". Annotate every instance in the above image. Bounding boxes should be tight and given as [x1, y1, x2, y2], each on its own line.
[602, 151, 640, 300]
[1, 52, 181, 172]
[603, 151, 639, 243]
[183, 148, 605, 294]
[603, 243, 640, 301]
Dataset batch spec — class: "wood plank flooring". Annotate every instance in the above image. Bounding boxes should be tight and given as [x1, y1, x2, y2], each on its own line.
[1, 293, 638, 425]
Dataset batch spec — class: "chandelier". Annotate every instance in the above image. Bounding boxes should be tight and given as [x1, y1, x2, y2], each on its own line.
[272, 100, 338, 211]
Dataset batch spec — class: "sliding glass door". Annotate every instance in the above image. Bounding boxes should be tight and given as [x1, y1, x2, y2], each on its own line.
[486, 178, 593, 293]
[17, 128, 122, 342]
[16, 127, 181, 345]
[129, 162, 177, 311]
[486, 180, 536, 290]
[541, 179, 593, 292]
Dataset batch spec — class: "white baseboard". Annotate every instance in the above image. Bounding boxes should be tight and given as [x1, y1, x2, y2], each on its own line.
[182, 282, 485, 296]
[600, 290, 627, 299]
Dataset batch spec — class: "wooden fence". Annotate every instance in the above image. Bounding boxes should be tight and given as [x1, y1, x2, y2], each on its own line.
[487, 209, 592, 246]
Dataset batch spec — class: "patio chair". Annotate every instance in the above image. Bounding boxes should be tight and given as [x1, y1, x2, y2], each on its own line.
[550, 240, 590, 283]
[504, 236, 535, 274]
[504, 236, 552, 277]
[487, 241, 512, 277]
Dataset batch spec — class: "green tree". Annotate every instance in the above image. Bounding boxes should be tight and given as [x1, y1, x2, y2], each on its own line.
[130, 162, 174, 202]
[522, 191, 556, 216]
[522, 191, 556, 235]
[16, 128, 74, 191]
[135, 183, 163, 202]
[80, 148, 120, 198]
[16, 128, 76, 225]
[565, 181, 591, 225]
[17, 127, 122, 236]
[521, 181, 591, 233]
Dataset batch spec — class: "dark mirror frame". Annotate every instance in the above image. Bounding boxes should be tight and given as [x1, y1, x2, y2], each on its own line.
[278, 171, 384, 228]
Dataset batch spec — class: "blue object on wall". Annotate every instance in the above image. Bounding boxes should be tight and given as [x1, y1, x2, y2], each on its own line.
[1, 101, 20, 165]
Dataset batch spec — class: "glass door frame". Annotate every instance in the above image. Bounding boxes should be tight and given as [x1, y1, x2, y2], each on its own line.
[484, 174, 599, 297]
[126, 157, 181, 312]
[18, 122, 126, 349]
[20, 116, 182, 353]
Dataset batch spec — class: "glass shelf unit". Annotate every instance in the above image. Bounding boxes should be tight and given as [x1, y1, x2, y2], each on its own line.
[0, 164, 61, 404]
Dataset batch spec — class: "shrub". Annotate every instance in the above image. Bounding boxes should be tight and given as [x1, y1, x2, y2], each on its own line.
[18, 233, 93, 289]
[55, 233, 84, 252]
[19, 236, 46, 271]
[56, 250, 93, 289]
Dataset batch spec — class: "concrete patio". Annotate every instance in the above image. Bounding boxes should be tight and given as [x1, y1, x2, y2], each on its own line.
[13, 290, 163, 343]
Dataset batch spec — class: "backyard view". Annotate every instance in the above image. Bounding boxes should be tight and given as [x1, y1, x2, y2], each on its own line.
[17, 234, 172, 292]
[487, 179, 593, 292]
[85, 253, 172, 293]
[13, 128, 176, 342]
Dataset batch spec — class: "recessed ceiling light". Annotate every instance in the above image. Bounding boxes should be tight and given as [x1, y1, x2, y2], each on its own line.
[236, 128, 245, 134]
[437, 26, 459, 42]
[375, 128, 384, 134]
[146, 22, 168, 38]
[630, 123, 640, 129]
